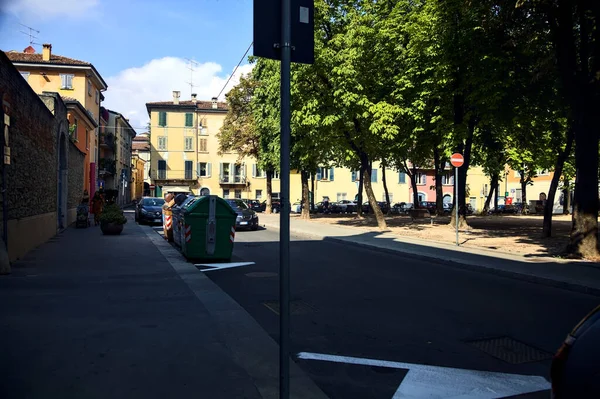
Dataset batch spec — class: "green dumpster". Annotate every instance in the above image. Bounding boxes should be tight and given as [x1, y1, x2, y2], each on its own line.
[180, 195, 237, 260]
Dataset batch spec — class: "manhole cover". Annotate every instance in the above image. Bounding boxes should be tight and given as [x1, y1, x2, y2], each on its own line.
[263, 300, 315, 315]
[467, 336, 552, 364]
[246, 272, 278, 278]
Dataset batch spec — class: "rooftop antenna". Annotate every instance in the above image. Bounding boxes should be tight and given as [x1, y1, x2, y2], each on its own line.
[19, 23, 41, 47]
[185, 58, 200, 97]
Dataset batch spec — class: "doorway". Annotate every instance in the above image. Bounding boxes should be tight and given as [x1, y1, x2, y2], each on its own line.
[200, 187, 210, 196]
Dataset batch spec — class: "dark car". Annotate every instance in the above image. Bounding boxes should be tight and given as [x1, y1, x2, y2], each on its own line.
[259, 200, 281, 213]
[361, 201, 390, 214]
[135, 197, 165, 224]
[391, 202, 414, 214]
[245, 199, 263, 212]
[225, 199, 259, 231]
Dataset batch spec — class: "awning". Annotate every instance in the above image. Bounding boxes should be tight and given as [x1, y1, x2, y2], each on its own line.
[161, 186, 191, 193]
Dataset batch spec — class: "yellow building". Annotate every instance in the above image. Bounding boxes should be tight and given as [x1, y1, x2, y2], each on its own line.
[131, 154, 146, 201]
[146, 91, 417, 204]
[7, 43, 108, 197]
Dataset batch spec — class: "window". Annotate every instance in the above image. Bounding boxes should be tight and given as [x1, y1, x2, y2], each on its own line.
[273, 170, 280, 179]
[234, 164, 244, 183]
[272, 192, 280, 199]
[336, 193, 347, 202]
[253, 164, 267, 178]
[351, 171, 360, 181]
[234, 189, 242, 199]
[185, 113, 193, 127]
[197, 162, 211, 177]
[399, 172, 406, 184]
[157, 136, 167, 150]
[441, 173, 454, 185]
[199, 138, 208, 152]
[223, 189, 230, 199]
[316, 167, 334, 181]
[158, 160, 166, 179]
[88, 80, 92, 96]
[60, 74, 74, 89]
[185, 161, 193, 179]
[85, 130, 89, 149]
[20, 71, 30, 81]
[256, 189, 263, 200]
[382, 193, 394, 203]
[537, 169, 550, 176]
[416, 172, 427, 185]
[220, 163, 231, 183]
[199, 126, 208, 135]
[371, 169, 378, 183]
[184, 137, 193, 151]
[158, 111, 167, 127]
[95, 90, 99, 104]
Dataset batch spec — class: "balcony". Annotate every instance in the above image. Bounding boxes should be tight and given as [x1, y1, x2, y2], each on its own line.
[219, 175, 247, 185]
[99, 158, 116, 175]
[100, 133, 115, 151]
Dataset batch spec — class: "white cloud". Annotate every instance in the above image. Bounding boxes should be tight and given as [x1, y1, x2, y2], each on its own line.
[103, 57, 254, 132]
[1, 0, 99, 19]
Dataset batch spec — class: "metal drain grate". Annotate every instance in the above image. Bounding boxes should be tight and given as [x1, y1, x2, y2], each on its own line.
[468, 336, 553, 364]
[263, 300, 315, 315]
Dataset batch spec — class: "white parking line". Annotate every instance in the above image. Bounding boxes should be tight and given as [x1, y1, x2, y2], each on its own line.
[195, 262, 256, 272]
[297, 352, 550, 399]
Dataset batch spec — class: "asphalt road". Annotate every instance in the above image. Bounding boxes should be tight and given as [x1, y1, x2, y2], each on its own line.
[197, 226, 599, 399]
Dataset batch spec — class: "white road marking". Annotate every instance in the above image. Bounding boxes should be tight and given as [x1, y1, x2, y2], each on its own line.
[297, 352, 550, 399]
[195, 262, 255, 271]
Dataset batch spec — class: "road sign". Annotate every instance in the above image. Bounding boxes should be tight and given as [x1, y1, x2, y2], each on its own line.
[253, 0, 315, 64]
[450, 153, 464, 168]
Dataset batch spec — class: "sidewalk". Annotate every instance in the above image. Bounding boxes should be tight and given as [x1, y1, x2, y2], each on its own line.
[0, 212, 327, 399]
[260, 213, 600, 297]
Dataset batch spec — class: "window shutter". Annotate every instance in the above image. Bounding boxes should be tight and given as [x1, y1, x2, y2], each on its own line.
[197, 162, 201, 177]
[399, 172, 406, 184]
[329, 167, 335, 181]
[450, 175, 455, 185]
[219, 163, 223, 180]
[423, 174, 427, 185]
[185, 113, 193, 127]
[351, 171, 356, 182]
[252, 164, 257, 178]
[207, 163, 212, 177]
[316, 168, 322, 180]
[371, 169, 378, 183]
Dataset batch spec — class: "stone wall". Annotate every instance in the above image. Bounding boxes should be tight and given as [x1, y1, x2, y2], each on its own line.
[68, 142, 85, 209]
[1, 51, 59, 220]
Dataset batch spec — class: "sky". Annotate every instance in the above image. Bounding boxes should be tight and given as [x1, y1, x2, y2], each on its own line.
[0, 0, 255, 131]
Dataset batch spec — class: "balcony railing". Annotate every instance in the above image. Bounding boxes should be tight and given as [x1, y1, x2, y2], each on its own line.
[99, 158, 116, 175]
[219, 175, 246, 185]
[154, 170, 196, 181]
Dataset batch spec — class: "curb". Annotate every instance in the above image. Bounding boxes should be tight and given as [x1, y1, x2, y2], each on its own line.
[261, 221, 600, 298]
[143, 226, 330, 399]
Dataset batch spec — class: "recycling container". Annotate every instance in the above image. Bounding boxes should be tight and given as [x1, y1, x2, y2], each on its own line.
[180, 195, 237, 260]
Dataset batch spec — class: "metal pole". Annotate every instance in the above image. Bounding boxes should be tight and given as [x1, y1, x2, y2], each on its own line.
[455, 166, 459, 246]
[279, 0, 292, 397]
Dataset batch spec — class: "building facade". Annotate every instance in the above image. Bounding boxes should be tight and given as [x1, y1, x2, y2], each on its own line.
[131, 154, 146, 201]
[132, 132, 151, 196]
[6, 43, 108, 198]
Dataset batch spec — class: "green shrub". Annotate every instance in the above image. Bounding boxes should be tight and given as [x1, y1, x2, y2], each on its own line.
[99, 203, 127, 225]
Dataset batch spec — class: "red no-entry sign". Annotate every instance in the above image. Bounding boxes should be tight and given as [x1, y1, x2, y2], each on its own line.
[450, 153, 464, 168]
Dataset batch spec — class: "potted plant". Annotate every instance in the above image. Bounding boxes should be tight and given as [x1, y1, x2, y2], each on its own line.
[99, 203, 127, 235]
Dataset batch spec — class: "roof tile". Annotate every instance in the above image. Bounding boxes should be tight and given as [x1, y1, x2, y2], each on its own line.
[6, 51, 90, 66]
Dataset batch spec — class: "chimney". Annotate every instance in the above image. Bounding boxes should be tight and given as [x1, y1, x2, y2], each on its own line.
[211, 97, 218, 109]
[42, 43, 52, 61]
[173, 90, 180, 105]
[191, 93, 197, 103]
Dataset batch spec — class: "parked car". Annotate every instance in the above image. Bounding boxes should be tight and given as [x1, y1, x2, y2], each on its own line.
[336, 200, 357, 213]
[419, 201, 437, 213]
[135, 197, 165, 225]
[258, 200, 281, 213]
[245, 199, 263, 213]
[361, 201, 390, 214]
[291, 202, 302, 213]
[391, 202, 414, 214]
[225, 199, 259, 231]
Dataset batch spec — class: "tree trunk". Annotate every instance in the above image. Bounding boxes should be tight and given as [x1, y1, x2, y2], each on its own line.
[301, 170, 310, 220]
[543, 127, 574, 237]
[310, 173, 315, 213]
[410, 165, 419, 206]
[519, 170, 528, 211]
[563, 182, 571, 215]
[356, 164, 365, 217]
[567, 110, 600, 257]
[451, 117, 475, 229]
[363, 162, 386, 230]
[482, 174, 498, 214]
[433, 147, 444, 215]
[265, 169, 273, 214]
[381, 164, 391, 215]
